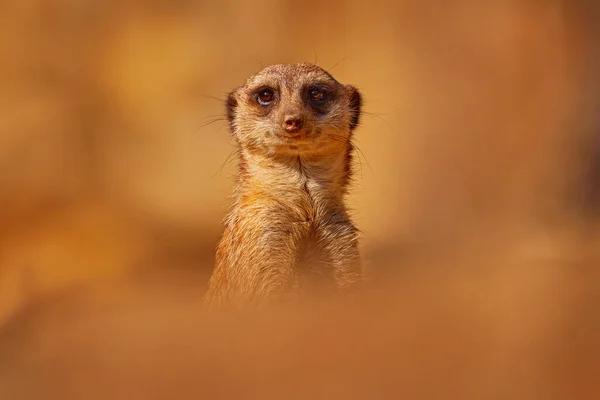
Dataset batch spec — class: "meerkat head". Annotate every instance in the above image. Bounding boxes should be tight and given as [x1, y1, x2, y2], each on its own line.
[225, 63, 362, 157]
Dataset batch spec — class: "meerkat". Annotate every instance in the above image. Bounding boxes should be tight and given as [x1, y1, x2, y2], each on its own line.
[203, 63, 363, 306]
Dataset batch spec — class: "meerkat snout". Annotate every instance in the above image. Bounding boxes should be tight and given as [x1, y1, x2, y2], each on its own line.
[283, 114, 304, 133]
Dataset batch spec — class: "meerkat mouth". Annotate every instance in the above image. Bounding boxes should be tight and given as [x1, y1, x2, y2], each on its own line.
[277, 134, 314, 153]
[278, 128, 322, 140]
[278, 131, 312, 141]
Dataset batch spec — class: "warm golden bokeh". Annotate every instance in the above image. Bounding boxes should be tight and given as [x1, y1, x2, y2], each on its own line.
[1, 0, 599, 398]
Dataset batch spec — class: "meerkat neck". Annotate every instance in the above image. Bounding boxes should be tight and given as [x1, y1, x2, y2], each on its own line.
[236, 145, 353, 200]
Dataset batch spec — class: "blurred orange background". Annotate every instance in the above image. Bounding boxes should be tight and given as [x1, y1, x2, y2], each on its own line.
[1, 1, 599, 398]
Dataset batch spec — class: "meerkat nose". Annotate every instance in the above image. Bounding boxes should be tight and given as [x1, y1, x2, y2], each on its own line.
[283, 115, 304, 133]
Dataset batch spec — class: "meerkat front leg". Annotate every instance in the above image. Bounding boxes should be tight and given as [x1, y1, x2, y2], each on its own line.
[317, 220, 363, 292]
[204, 207, 309, 306]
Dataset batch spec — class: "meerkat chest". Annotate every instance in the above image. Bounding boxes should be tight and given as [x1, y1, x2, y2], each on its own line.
[272, 174, 341, 219]
[242, 160, 347, 235]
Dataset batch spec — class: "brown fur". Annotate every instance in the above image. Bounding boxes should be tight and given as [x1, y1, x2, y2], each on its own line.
[203, 63, 363, 306]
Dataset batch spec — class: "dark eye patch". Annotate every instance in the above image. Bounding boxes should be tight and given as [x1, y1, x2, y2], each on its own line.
[308, 87, 327, 104]
[305, 84, 335, 109]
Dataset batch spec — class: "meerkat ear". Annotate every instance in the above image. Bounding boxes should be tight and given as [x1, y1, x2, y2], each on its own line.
[225, 89, 238, 128]
[345, 85, 362, 131]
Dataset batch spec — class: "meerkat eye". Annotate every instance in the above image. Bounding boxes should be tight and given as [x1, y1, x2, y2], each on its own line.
[308, 87, 327, 104]
[257, 88, 275, 106]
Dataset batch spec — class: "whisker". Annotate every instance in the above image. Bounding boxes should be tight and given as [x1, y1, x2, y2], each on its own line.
[251, 56, 264, 69]
[352, 141, 374, 176]
[210, 148, 238, 180]
[327, 57, 347, 73]
[216, 124, 229, 135]
[198, 93, 225, 103]
[362, 110, 393, 131]
[325, 133, 367, 179]
[352, 142, 364, 180]
[193, 116, 227, 136]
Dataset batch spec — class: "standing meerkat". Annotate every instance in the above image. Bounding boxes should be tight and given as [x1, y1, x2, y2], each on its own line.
[203, 63, 363, 306]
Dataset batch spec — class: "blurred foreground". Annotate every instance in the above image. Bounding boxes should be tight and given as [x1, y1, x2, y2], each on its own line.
[1, 0, 600, 398]
[1, 244, 599, 398]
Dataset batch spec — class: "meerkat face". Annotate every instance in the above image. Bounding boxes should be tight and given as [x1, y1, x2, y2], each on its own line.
[225, 63, 362, 157]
